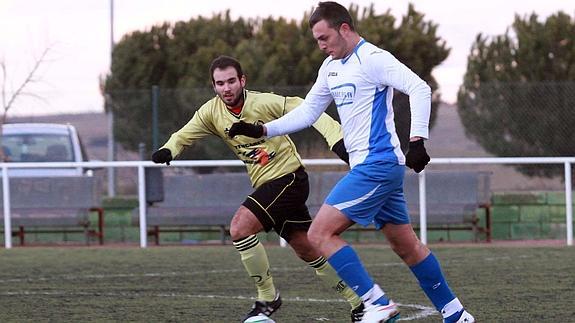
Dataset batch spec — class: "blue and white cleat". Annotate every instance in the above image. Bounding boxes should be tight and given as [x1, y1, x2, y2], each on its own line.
[359, 300, 400, 323]
[447, 310, 475, 323]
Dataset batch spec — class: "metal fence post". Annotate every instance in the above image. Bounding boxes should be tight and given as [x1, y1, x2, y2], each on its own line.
[565, 162, 573, 246]
[2, 166, 12, 249]
[418, 171, 427, 245]
[138, 165, 148, 248]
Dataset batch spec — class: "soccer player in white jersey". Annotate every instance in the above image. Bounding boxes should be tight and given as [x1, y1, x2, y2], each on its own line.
[152, 55, 363, 322]
[228, 2, 475, 323]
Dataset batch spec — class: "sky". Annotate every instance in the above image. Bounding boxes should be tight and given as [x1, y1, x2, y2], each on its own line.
[1, 0, 573, 117]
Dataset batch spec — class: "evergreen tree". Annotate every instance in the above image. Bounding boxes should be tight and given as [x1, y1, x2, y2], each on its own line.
[105, 4, 449, 158]
[458, 11, 575, 178]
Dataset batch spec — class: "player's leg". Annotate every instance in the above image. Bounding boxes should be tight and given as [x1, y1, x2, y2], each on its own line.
[231, 205, 282, 322]
[257, 168, 362, 313]
[380, 194, 474, 323]
[309, 206, 399, 322]
[234, 168, 312, 321]
[286, 230, 362, 313]
[308, 162, 404, 322]
[230, 206, 276, 303]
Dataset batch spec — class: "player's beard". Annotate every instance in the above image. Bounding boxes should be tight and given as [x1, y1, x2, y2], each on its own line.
[222, 88, 244, 107]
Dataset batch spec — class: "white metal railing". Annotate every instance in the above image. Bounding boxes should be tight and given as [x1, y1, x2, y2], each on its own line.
[1, 157, 574, 249]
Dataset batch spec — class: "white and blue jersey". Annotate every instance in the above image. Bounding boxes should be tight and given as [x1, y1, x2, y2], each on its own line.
[265, 39, 431, 227]
[266, 38, 430, 168]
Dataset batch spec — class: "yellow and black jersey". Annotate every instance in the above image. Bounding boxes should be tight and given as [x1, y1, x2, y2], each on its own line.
[161, 90, 343, 188]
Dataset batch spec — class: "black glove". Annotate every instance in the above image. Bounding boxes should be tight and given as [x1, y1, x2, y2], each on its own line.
[405, 139, 430, 173]
[331, 139, 349, 164]
[228, 121, 264, 138]
[152, 148, 172, 165]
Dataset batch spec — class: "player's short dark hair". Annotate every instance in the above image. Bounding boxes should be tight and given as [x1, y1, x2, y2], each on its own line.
[309, 1, 355, 31]
[209, 55, 244, 84]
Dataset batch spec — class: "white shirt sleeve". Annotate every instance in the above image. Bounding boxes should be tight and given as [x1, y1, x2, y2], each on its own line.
[265, 60, 334, 138]
[362, 50, 431, 139]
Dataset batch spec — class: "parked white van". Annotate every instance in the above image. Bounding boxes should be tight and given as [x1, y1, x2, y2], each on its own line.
[1, 123, 93, 177]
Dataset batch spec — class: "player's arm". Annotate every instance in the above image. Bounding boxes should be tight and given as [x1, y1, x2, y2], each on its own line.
[228, 59, 333, 139]
[264, 62, 333, 138]
[284, 96, 348, 164]
[363, 50, 431, 140]
[152, 107, 213, 165]
[363, 50, 431, 172]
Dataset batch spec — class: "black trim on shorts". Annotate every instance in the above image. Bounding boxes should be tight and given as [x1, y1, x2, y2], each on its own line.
[242, 167, 312, 241]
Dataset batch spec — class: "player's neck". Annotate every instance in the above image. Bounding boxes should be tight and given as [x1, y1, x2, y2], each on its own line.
[228, 103, 243, 115]
[225, 90, 245, 115]
[345, 34, 362, 55]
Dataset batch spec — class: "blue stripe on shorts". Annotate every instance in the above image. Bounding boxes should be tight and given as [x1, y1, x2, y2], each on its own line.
[325, 161, 410, 229]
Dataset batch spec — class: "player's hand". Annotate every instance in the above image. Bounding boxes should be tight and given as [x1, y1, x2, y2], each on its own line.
[228, 121, 264, 138]
[405, 139, 430, 173]
[152, 148, 172, 165]
[331, 139, 349, 165]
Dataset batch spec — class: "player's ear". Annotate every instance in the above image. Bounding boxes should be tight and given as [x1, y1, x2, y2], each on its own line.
[340, 23, 356, 38]
[240, 75, 246, 88]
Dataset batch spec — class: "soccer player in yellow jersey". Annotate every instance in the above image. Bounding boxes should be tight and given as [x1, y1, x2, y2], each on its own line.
[152, 55, 361, 322]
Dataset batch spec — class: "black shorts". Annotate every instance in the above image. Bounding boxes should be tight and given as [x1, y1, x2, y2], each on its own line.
[243, 167, 311, 241]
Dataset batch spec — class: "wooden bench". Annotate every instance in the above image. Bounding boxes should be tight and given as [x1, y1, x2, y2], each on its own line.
[132, 171, 253, 245]
[403, 171, 492, 242]
[308, 170, 491, 242]
[0, 176, 105, 245]
[135, 170, 491, 244]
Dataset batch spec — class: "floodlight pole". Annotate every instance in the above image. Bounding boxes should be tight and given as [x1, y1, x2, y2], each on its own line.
[107, 0, 116, 197]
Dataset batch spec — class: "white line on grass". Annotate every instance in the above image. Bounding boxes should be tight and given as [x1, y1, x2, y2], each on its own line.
[0, 269, 241, 283]
[0, 262, 407, 284]
[0, 290, 437, 321]
[0, 252, 528, 284]
[484, 256, 512, 261]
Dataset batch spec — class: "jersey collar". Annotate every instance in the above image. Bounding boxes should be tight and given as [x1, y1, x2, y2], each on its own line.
[342, 38, 366, 64]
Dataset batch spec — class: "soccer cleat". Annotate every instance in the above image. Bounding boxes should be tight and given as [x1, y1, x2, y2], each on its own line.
[351, 303, 365, 322]
[242, 291, 282, 322]
[243, 314, 276, 323]
[359, 300, 400, 323]
[446, 310, 475, 323]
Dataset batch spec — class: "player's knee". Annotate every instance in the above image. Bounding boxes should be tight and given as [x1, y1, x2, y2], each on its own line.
[390, 239, 428, 265]
[390, 242, 410, 260]
[229, 221, 259, 240]
[291, 242, 319, 261]
[307, 226, 325, 250]
[229, 224, 243, 240]
[229, 209, 261, 240]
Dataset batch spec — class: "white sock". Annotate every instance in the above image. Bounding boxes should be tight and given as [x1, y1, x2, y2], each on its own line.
[360, 284, 385, 305]
[441, 297, 463, 318]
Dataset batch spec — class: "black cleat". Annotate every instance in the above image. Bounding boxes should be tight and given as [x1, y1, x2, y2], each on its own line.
[351, 303, 365, 322]
[243, 291, 282, 322]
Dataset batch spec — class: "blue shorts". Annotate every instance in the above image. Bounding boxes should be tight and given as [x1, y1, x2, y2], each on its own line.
[325, 161, 410, 229]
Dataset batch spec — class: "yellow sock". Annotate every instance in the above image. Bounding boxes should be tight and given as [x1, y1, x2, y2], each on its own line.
[233, 235, 276, 301]
[308, 256, 362, 310]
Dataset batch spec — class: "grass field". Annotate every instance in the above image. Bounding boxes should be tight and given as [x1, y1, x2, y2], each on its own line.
[0, 243, 573, 322]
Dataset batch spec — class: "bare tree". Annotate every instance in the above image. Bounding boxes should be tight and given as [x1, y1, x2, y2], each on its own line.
[0, 46, 52, 161]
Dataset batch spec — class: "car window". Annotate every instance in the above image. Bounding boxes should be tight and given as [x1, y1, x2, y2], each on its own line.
[2, 134, 74, 162]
